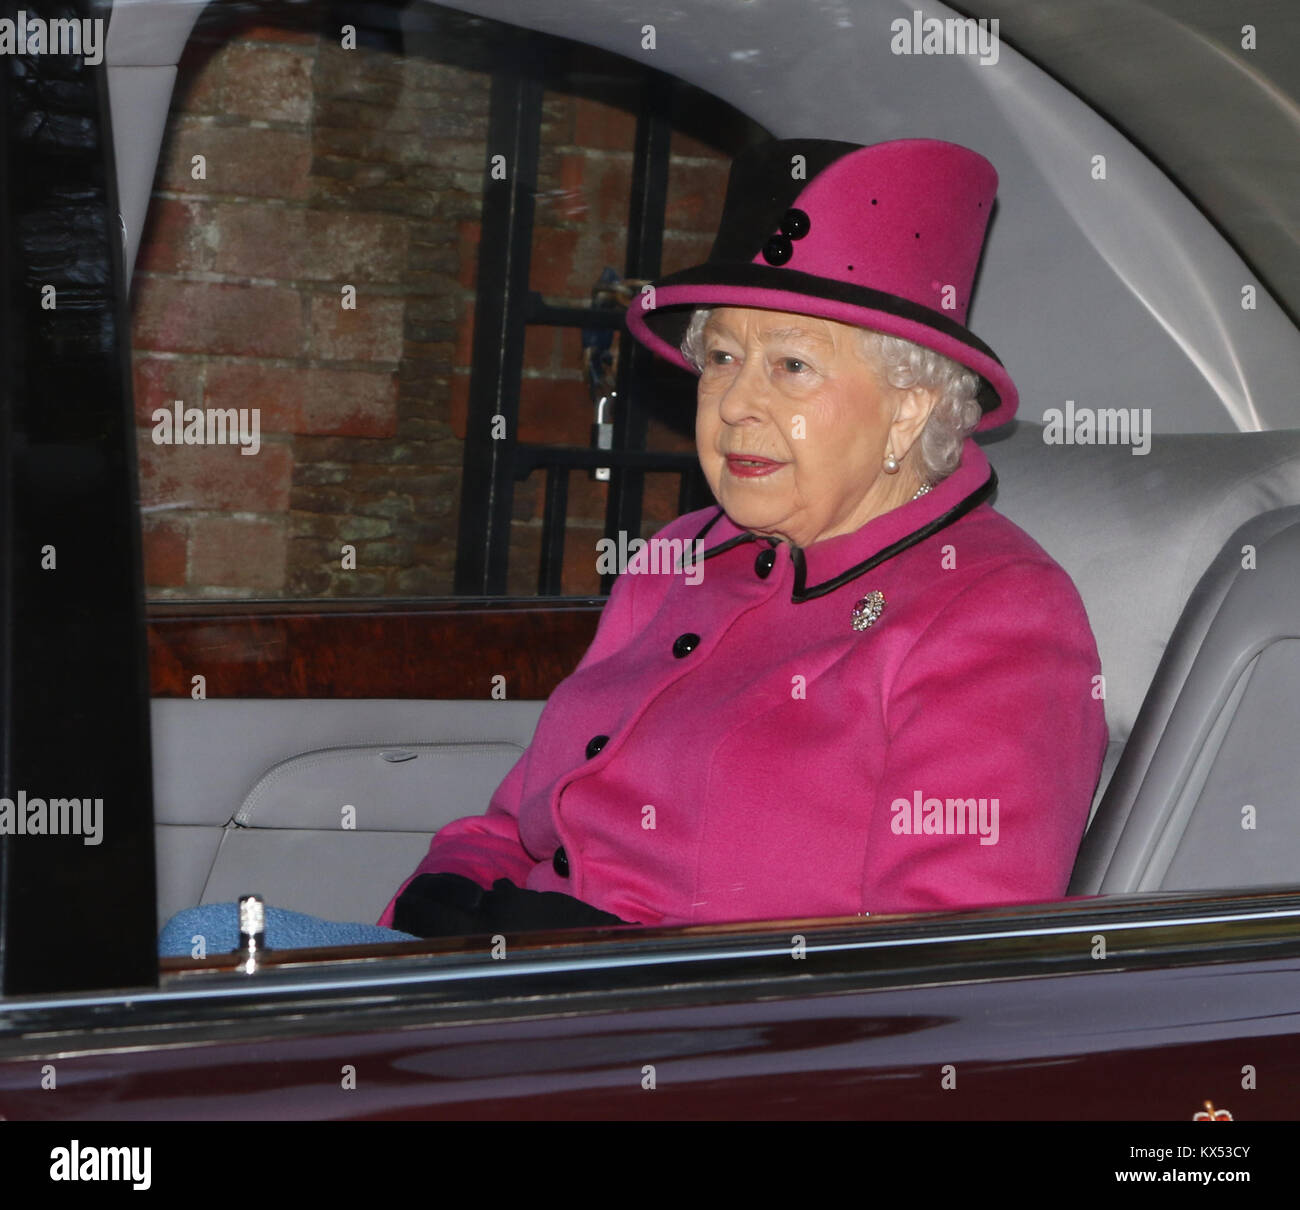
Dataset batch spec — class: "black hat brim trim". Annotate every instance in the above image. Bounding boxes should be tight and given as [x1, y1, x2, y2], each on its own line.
[638, 261, 1006, 412]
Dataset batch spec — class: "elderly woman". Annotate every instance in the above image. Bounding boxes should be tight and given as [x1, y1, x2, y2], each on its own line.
[159, 138, 1106, 954]
[377, 135, 1107, 938]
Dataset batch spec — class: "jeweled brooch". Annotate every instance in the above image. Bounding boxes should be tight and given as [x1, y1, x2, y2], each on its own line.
[851, 590, 885, 631]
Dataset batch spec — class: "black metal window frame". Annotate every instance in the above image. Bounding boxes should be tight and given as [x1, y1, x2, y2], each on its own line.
[453, 36, 713, 598]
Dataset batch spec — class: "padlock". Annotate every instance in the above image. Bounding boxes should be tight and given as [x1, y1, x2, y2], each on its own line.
[591, 393, 615, 482]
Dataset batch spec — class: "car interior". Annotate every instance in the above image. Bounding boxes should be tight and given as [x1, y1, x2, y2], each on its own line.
[149, 425, 1300, 927]
[97, 0, 1300, 938]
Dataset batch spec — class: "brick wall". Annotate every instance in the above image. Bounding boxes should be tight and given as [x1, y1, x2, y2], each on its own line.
[133, 17, 739, 599]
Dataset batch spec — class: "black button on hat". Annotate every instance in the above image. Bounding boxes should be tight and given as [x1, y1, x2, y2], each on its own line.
[781, 208, 811, 239]
[585, 734, 609, 759]
[672, 632, 701, 658]
[761, 234, 792, 265]
[553, 846, 569, 877]
[754, 548, 776, 579]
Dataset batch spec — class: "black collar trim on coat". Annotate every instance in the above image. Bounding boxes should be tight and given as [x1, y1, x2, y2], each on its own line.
[692, 466, 997, 603]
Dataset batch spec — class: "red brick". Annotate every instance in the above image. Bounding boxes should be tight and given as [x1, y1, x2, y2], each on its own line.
[141, 517, 189, 587]
[317, 41, 404, 98]
[559, 151, 585, 194]
[454, 372, 572, 444]
[564, 471, 609, 526]
[454, 314, 475, 368]
[449, 373, 470, 439]
[157, 121, 312, 200]
[592, 155, 635, 225]
[573, 96, 636, 151]
[522, 325, 557, 375]
[528, 226, 580, 297]
[670, 128, 733, 161]
[517, 376, 589, 445]
[138, 440, 294, 512]
[298, 369, 398, 436]
[506, 524, 542, 596]
[664, 159, 730, 232]
[561, 528, 604, 595]
[132, 356, 203, 426]
[239, 24, 319, 45]
[305, 210, 411, 282]
[597, 229, 626, 278]
[204, 362, 398, 436]
[536, 153, 588, 224]
[190, 516, 288, 590]
[457, 221, 481, 288]
[210, 204, 411, 287]
[217, 44, 313, 123]
[209, 204, 307, 279]
[358, 128, 454, 173]
[646, 415, 698, 454]
[309, 293, 404, 361]
[642, 472, 684, 523]
[133, 280, 304, 358]
[204, 362, 302, 431]
[173, 41, 226, 115]
[540, 94, 575, 145]
[134, 198, 211, 274]
[509, 476, 538, 527]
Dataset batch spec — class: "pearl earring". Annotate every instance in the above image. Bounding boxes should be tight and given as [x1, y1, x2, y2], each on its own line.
[883, 451, 899, 473]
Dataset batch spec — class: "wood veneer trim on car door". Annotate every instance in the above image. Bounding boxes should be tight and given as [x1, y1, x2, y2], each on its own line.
[146, 600, 603, 698]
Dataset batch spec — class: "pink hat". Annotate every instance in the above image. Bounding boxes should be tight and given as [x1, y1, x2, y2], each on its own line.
[625, 138, 1017, 429]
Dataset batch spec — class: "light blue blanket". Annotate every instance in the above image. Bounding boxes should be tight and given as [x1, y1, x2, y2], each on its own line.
[159, 902, 418, 957]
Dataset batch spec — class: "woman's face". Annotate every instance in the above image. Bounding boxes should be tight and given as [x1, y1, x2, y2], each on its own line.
[695, 307, 934, 548]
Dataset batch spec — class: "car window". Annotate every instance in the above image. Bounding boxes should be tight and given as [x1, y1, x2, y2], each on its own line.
[132, 2, 1300, 976]
[133, 2, 765, 601]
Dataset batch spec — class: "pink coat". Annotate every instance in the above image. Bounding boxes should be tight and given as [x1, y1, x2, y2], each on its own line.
[379, 439, 1108, 928]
